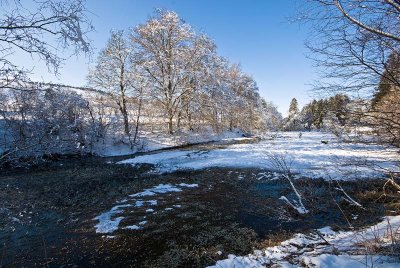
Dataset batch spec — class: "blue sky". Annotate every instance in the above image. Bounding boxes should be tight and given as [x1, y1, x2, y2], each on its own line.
[20, 0, 316, 115]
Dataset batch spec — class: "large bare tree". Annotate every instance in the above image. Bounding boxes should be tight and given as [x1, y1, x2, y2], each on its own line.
[300, 0, 400, 145]
[87, 31, 133, 136]
[131, 10, 215, 134]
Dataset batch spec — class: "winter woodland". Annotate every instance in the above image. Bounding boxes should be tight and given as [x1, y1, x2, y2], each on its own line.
[0, 1, 400, 267]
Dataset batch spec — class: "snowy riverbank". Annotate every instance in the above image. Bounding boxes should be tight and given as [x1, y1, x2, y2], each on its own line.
[209, 215, 400, 268]
[94, 129, 253, 157]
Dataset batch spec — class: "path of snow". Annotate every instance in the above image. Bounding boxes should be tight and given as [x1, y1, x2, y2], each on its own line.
[208, 215, 400, 268]
[118, 132, 399, 180]
[93, 183, 198, 234]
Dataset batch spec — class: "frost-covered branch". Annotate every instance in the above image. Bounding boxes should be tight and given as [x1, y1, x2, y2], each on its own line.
[267, 152, 309, 214]
[0, 0, 92, 74]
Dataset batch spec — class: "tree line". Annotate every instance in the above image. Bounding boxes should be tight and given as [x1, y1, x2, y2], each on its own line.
[87, 10, 279, 139]
[283, 95, 351, 132]
[0, 7, 281, 166]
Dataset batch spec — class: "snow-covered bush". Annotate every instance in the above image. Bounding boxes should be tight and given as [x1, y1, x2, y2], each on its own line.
[0, 84, 106, 166]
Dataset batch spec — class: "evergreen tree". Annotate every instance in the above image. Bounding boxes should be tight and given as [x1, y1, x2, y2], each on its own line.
[370, 52, 400, 146]
[327, 94, 350, 126]
[283, 97, 301, 131]
[289, 98, 299, 116]
[372, 52, 400, 107]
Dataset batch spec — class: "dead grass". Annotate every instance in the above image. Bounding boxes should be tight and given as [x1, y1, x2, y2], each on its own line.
[256, 231, 294, 248]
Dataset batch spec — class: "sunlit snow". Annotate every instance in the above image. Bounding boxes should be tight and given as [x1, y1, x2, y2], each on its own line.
[208, 215, 400, 268]
[118, 132, 399, 179]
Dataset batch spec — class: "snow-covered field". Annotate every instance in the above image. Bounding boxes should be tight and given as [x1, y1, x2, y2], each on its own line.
[208, 215, 400, 268]
[118, 132, 399, 180]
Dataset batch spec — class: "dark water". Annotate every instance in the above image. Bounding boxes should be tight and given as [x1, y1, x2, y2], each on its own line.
[234, 178, 386, 238]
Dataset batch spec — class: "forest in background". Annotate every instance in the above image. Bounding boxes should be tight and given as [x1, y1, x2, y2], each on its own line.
[0, 9, 282, 166]
[0, 1, 399, 167]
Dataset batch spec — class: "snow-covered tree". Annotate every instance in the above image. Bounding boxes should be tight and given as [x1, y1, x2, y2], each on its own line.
[259, 100, 283, 131]
[0, 83, 104, 166]
[131, 10, 215, 134]
[283, 98, 301, 131]
[88, 31, 137, 138]
[289, 98, 299, 116]
[0, 0, 94, 165]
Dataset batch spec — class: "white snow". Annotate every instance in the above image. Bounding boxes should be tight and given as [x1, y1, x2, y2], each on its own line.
[210, 254, 265, 268]
[178, 183, 199, 188]
[118, 132, 399, 180]
[93, 183, 199, 233]
[129, 183, 183, 197]
[96, 129, 249, 157]
[303, 254, 399, 268]
[134, 200, 157, 207]
[124, 225, 142, 230]
[208, 215, 400, 268]
[93, 204, 132, 233]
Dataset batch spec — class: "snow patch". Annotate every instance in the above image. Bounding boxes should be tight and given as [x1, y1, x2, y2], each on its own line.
[93, 204, 132, 233]
[93, 183, 199, 233]
[129, 183, 183, 197]
[124, 225, 142, 230]
[303, 254, 399, 268]
[208, 215, 400, 267]
[178, 183, 199, 188]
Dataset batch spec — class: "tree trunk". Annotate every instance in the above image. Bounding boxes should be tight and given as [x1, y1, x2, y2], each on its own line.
[166, 79, 174, 134]
[119, 94, 130, 136]
[168, 114, 174, 134]
[177, 110, 181, 131]
[118, 65, 130, 137]
[186, 101, 193, 131]
[187, 112, 193, 131]
[133, 94, 142, 143]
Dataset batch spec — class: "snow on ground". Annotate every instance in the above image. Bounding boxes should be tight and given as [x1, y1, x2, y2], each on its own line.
[208, 215, 400, 268]
[93, 204, 133, 233]
[93, 183, 199, 234]
[118, 132, 399, 180]
[95, 129, 250, 157]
